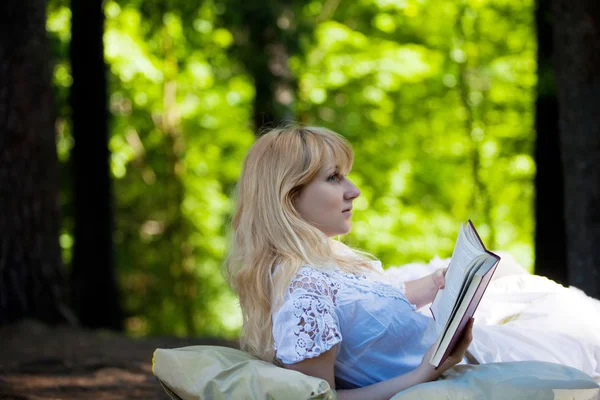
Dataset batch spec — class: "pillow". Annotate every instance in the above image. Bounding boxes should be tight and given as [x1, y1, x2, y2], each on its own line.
[391, 362, 600, 400]
[153, 346, 599, 400]
[152, 345, 335, 400]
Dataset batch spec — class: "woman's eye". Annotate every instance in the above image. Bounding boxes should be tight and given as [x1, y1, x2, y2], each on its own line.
[328, 173, 341, 182]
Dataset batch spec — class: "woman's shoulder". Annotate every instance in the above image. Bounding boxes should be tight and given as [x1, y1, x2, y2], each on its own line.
[291, 262, 380, 289]
[284, 264, 342, 300]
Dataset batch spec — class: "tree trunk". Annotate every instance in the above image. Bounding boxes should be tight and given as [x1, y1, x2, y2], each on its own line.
[534, 0, 568, 284]
[228, 1, 297, 132]
[0, 0, 72, 325]
[70, 0, 122, 330]
[552, 0, 600, 298]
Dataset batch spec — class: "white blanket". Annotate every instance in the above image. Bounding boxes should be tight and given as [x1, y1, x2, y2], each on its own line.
[385, 252, 600, 380]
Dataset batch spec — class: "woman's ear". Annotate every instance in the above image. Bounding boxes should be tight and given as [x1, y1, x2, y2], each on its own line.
[289, 186, 302, 207]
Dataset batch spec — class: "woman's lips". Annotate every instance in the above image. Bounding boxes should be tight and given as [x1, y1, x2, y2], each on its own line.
[343, 210, 352, 217]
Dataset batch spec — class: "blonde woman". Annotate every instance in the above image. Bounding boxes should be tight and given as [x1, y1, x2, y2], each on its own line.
[225, 126, 600, 399]
[225, 126, 472, 399]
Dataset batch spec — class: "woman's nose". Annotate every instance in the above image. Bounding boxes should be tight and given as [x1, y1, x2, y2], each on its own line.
[345, 180, 360, 200]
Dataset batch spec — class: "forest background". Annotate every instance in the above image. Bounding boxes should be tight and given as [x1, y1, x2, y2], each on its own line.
[45, 0, 582, 339]
[2, 0, 599, 343]
[2, 0, 600, 397]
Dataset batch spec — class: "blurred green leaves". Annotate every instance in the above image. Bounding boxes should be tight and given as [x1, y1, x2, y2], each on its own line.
[48, 0, 536, 338]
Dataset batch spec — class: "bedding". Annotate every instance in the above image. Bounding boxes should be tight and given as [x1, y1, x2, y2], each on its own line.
[153, 345, 600, 400]
[386, 253, 600, 380]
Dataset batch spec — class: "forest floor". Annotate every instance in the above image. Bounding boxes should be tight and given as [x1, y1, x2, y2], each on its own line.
[0, 319, 237, 399]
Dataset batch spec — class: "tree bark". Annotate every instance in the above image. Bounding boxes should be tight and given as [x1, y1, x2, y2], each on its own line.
[227, 1, 297, 132]
[552, 0, 600, 298]
[0, 0, 72, 325]
[70, 0, 122, 330]
[534, 0, 568, 284]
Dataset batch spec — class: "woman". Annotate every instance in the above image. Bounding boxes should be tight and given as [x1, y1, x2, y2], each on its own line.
[225, 126, 599, 399]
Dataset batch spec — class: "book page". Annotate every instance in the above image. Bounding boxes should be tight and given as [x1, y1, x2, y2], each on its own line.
[431, 273, 484, 366]
[430, 255, 485, 358]
[444, 255, 486, 325]
[430, 223, 485, 329]
[430, 255, 500, 367]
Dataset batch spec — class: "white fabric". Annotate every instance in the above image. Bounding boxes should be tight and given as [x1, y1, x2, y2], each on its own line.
[386, 253, 600, 380]
[390, 361, 600, 400]
[272, 263, 439, 387]
[274, 266, 343, 362]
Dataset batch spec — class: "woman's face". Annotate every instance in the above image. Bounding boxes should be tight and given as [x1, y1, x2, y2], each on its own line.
[294, 159, 360, 237]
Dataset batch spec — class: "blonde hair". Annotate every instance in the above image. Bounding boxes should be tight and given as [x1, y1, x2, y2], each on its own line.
[225, 125, 377, 362]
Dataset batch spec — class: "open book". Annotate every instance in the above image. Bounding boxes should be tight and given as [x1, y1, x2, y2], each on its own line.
[429, 220, 500, 368]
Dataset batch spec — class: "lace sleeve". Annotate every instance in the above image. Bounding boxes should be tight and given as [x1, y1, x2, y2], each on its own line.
[272, 267, 342, 364]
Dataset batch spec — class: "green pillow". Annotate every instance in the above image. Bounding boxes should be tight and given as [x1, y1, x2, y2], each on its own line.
[153, 345, 599, 400]
[152, 345, 335, 400]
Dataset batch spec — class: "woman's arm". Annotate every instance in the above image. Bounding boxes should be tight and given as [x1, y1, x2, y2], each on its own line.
[404, 268, 446, 309]
[284, 319, 474, 400]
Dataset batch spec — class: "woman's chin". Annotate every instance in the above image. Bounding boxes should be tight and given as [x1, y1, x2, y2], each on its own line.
[323, 221, 353, 237]
[326, 229, 351, 237]
[339, 223, 352, 236]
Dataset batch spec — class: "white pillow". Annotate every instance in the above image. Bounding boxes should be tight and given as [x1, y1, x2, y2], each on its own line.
[391, 361, 599, 400]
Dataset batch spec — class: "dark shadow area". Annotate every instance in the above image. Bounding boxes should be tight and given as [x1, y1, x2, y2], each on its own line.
[0, 320, 237, 399]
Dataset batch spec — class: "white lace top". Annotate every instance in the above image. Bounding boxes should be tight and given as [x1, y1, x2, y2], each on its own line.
[272, 262, 439, 387]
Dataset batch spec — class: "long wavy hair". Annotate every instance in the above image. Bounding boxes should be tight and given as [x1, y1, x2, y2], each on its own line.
[225, 126, 378, 362]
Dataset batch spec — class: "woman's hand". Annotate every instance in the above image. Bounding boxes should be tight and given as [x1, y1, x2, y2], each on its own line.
[431, 267, 447, 290]
[415, 318, 474, 382]
[405, 267, 449, 308]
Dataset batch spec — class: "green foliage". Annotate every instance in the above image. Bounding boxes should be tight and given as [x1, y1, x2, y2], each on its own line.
[294, 0, 536, 269]
[47, 0, 536, 338]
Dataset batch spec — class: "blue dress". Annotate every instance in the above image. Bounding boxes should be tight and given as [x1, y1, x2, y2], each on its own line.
[272, 263, 440, 388]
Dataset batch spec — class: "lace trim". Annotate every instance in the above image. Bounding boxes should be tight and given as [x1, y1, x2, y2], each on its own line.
[283, 268, 342, 361]
[288, 267, 342, 304]
[328, 266, 412, 304]
[289, 265, 413, 306]
[290, 294, 341, 360]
